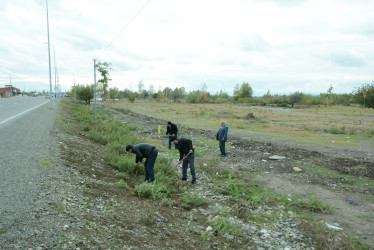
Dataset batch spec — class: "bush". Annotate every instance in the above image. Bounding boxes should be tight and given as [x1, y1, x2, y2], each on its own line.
[181, 192, 207, 209]
[209, 216, 243, 236]
[114, 179, 130, 189]
[134, 181, 171, 200]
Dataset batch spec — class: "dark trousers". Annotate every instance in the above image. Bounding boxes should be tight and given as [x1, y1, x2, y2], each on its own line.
[219, 140, 226, 156]
[144, 149, 158, 182]
[182, 153, 196, 181]
[168, 133, 178, 149]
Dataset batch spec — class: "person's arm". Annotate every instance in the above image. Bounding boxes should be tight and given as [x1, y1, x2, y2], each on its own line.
[165, 126, 170, 135]
[174, 124, 178, 134]
[188, 139, 194, 153]
[133, 147, 143, 163]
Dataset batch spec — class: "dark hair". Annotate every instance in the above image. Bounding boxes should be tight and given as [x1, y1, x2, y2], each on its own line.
[126, 145, 133, 151]
[170, 136, 177, 141]
[167, 121, 172, 125]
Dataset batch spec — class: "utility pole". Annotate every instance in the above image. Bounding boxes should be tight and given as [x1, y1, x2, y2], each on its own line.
[94, 59, 97, 122]
[45, 0, 53, 107]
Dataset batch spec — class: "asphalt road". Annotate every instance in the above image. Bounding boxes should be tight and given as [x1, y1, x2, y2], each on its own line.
[0, 96, 58, 246]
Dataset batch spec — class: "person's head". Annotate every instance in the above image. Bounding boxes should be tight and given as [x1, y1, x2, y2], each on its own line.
[221, 121, 226, 126]
[126, 145, 133, 153]
[167, 121, 172, 127]
[170, 136, 178, 144]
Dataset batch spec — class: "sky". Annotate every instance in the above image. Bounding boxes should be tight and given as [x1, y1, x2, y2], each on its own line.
[1, 0, 373, 96]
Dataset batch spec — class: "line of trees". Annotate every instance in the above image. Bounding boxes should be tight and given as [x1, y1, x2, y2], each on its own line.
[69, 61, 374, 109]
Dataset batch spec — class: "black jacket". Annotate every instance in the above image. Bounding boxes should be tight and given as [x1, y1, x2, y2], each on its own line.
[132, 143, 156, 163]
[166, 123, 178, 135]
[177, 138, 194, 160]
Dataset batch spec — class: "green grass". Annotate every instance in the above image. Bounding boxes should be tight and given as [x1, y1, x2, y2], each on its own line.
[38, 159, 53, 166]
[301, 162, 374, 190]
[113, 179, 130, 189]
[208, 216, 243, 236]
[181, 192, 207, 209]
[292, 193, 334, 214]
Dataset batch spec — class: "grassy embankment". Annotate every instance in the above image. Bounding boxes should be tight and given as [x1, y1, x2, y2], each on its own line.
[56, 99, 371, 249]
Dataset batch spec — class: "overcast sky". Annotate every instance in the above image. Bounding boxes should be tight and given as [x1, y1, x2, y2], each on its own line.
[1, 0, 373, 96]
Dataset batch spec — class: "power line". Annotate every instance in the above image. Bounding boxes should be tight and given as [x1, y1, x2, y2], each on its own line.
[104, 0, 151, 50]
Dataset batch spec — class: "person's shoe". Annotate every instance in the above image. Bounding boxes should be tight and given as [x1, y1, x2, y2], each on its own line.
[191, 180, 196, 184]
[181, 178, 187, 181]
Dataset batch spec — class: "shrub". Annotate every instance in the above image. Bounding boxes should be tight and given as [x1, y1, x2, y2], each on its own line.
[209, 216, 243, 236]
[114, 179, 130, 189]
[134, 181, 171, 200]
[181, 192, 207, 209]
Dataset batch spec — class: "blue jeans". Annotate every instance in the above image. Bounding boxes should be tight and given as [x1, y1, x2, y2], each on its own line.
[168, 133, 178, 149]
[182, 153, 196, 181]
[219, 140, 226, 156]
[144, 149, 158, 182]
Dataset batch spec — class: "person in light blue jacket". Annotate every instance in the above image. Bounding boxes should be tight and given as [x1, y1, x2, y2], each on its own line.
[216, 121, 228, 156]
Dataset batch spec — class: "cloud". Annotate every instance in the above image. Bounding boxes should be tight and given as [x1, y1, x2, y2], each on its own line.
[330, 51, 365, 67]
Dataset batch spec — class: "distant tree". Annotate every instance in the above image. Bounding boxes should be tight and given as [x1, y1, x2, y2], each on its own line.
[233, 82, 253, 101]
[122, 89, 132, 98]
[128, 94, 136, 103]
[289, 91, 303, 108]
[162, 87, 173, 99]
[354, 82, 374, 109]
[76, 84, 94, 104]
[264, 90, 271, 103]
[109, 87, 119, 100]
[172, 87, 186, 102]
[96, 61, 112, 101]
[138, 79, 144, 97]
[148, 84, 155, 102]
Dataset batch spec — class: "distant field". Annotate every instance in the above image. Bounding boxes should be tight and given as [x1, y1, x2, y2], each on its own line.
[108, 101, 374, 147]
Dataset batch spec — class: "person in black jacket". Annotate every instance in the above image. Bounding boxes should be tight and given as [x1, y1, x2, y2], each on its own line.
[170, 136, 196, 184]
[126, 143, 158, 182]
[165, 121, 178, 149]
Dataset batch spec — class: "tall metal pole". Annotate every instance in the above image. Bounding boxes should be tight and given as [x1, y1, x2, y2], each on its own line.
[94, 59, 97, 122]
[45, 0, 53, 107]
[52, 44, 57, 98]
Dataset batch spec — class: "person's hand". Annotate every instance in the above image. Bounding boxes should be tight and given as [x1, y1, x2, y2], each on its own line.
[135, 162, 141, 167]
[178, 161, 182, 165]
[222, 138, 225, 141]
[189, 149, 193, 154]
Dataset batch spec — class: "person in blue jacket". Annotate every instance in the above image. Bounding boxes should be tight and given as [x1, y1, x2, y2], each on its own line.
[216, 121, 228, 156]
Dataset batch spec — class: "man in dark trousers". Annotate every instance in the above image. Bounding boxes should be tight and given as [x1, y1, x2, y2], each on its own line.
[126, 143, 158, 182]
[165, 121, 178, 149]
[217, 120, 228, 156]
[170, 136, 196, 184]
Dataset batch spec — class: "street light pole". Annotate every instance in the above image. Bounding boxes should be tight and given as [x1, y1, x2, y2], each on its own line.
[45, 0, 53, 107]
[44, 42, 56, 99]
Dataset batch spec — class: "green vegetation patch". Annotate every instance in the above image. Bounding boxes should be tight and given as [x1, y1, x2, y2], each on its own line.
[38, 159, 53, 166]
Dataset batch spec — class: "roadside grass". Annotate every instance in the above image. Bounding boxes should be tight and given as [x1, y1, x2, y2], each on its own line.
[62, 100, 182, 203]
[180, 192, 207, 209]
[300, 162, 374, 190]
[38, 159, 53, 166]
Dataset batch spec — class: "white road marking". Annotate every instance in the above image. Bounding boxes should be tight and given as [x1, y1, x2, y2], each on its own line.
[0, 101, 50, 125]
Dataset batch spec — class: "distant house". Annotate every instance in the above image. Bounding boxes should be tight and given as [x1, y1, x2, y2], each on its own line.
[0, 85, 21, 97]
